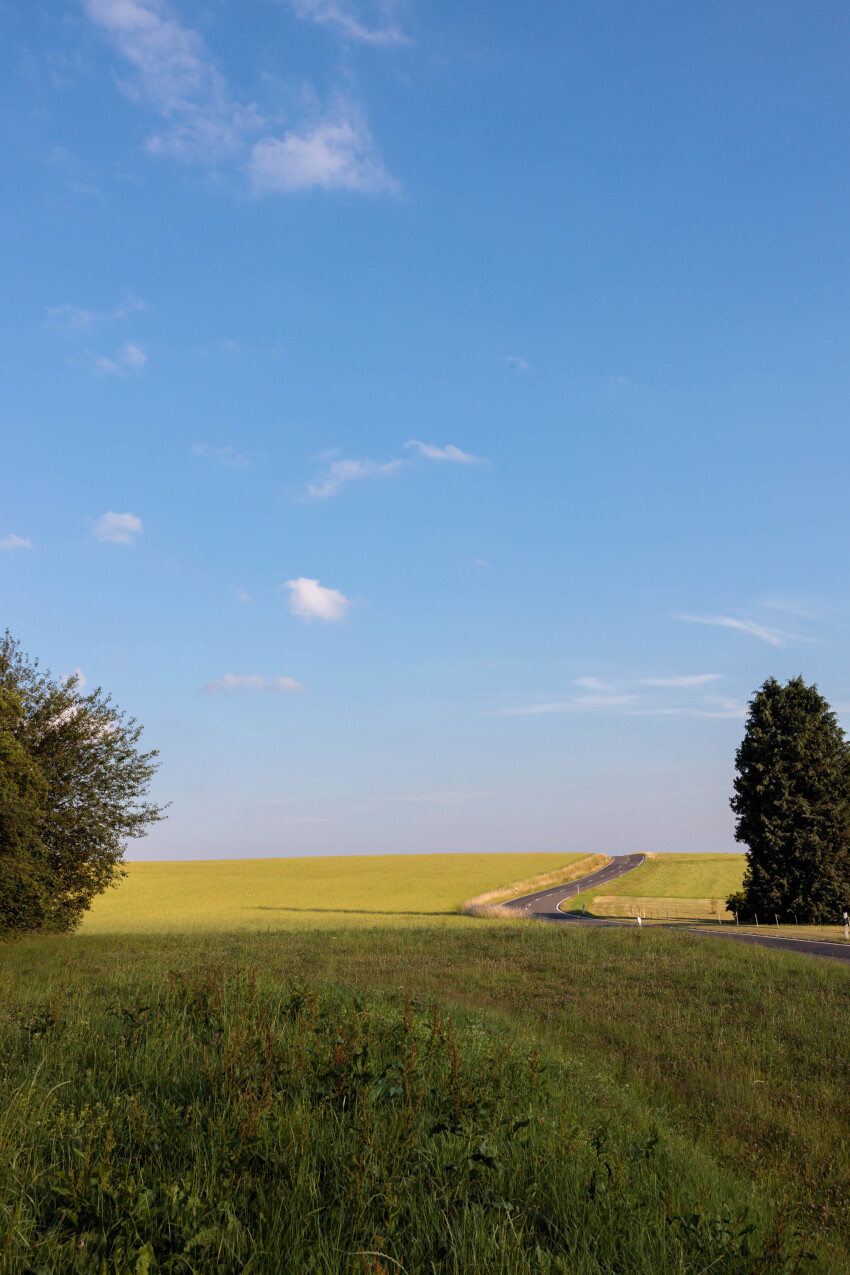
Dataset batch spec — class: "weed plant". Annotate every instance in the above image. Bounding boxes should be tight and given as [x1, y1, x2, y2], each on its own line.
[0, 966, 817, 1274]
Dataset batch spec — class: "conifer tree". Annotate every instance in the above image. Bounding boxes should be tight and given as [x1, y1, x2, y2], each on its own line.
[730, 675, 850, 922]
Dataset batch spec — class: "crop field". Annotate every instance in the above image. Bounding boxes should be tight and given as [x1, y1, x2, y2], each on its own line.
[565, 854, 850, 941]
[79, 852, 590, 934]
[567, 853, 746, 919]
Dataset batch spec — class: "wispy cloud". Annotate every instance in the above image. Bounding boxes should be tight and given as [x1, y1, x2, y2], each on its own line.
[203, 673, 303, 693]
[83, 1, 397, 194]
[505, 355, 532, 372]
[503, 672, 737, 718]
[75, 341, 147, 376]
[92, 511, 142, 544]
[61, 667, 87, 690]
[700, 696, 747, 719]
[230, 586, 253, 604]
[119, 341, 146, 369]
[0, 534, 33, 551]
[46, 303, 98, 331]
[289, 0, 406, 45]
[249, 102, 397, 195]
[285, 577, 352, 622]
[503, 695, 635, 716]
[678, 615, 789, 647]
[306, 455, 402, 500]
[641, 674, 721, 688]
[83, 0, 262, 161]
[405, 440, 485, 464]
[192, 443, 250, 469]
[46, 292, 144, 331]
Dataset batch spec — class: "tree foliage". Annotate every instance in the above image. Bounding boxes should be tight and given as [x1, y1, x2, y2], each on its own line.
[0, 632, 166, 935]
[729, 675, 850, 922]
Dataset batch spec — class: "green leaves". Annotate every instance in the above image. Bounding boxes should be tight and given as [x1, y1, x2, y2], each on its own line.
[0, 631, 166, 936]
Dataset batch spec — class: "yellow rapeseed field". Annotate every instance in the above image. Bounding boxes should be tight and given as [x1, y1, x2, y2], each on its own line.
[80, 852, 590, 934]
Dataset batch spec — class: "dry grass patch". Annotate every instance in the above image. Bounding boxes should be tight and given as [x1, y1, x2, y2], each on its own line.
[589, 895, 733, 922]
[462, 853, 609, 913]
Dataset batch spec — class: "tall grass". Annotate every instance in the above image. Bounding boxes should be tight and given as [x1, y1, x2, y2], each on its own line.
[0, 965, 817, 1273]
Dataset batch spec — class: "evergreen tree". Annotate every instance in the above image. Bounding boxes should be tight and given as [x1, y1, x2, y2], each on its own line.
[0, 632, 167, 935]
[729, 675, 850, 922]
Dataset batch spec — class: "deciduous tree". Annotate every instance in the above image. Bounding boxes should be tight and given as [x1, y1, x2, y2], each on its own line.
[0, 632, 166, 935]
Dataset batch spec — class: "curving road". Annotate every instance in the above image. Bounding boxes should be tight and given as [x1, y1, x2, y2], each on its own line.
[502, 853, 645, 918]
[501, 853, 850, 964]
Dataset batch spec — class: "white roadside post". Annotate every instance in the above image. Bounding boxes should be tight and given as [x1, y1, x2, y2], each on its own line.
[844, 911, 849, 941]
[637, 915, 642, 928]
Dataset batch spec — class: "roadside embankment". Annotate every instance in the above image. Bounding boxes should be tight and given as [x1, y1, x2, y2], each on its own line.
[462, 853, 611, 915]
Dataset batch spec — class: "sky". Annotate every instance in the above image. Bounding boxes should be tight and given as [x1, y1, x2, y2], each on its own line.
[3, 0, 850, 860]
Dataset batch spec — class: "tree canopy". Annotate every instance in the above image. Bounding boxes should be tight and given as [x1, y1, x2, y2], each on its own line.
[0, 632, 166, 935]
[729, 675, 850, 922]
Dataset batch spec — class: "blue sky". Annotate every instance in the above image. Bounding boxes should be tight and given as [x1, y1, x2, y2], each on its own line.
[3, 0, 850, 859]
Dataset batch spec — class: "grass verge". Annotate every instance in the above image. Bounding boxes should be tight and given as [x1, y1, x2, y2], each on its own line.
[0, 953, 822, 1273]
[1, 921, 848, 1269]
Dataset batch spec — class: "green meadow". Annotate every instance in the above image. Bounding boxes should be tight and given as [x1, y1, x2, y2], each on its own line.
[567, 853, 748, 921]
[3, 852, 849, 1272]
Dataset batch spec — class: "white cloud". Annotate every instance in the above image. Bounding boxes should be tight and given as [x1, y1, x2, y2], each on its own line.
[231, 586, 253, 604]
[46, 293, 145, 331]
[250, 104, 397, 195]
[678, 615, 788, 647]
[405, 440, 485, 464]
[203, 673, 303, 693]
[285, 577, 352, 622]
[192, 443, 250, 469]
[700, 696, 747, 719]
[289, 0, 405, 44]
[0, 534, 33, 551]
[83, 2, 396, 196]
[92, 511, 143, 544]
[78, 341, 148, 376]
[46, 303, 98, 331]
[574, 676, 614, 693]
[120, 341, 147, 369]
[83, 0, 261, 161]
[641, 674, 721, 688]
[505, 355, 532, 372]
[306, 455, 402, 500]
[62, 667, 88, 690]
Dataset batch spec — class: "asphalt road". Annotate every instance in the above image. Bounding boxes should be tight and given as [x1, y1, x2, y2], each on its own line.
[502, 853, 646, 917]
[501, 854, 850, 963]
[689, 926, 850, 962]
